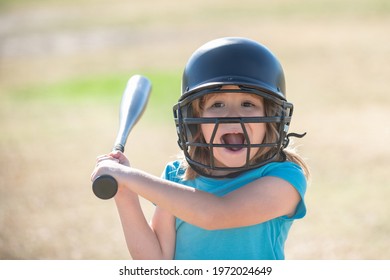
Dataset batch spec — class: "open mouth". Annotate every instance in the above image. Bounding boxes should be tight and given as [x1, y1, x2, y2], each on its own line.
[221, 133, 246, 151]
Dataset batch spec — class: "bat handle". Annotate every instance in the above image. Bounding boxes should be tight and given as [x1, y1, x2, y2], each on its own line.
[92, 145, 124, 200]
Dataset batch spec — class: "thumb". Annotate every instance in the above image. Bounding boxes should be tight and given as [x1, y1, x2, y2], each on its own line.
[109, 150, 123, 159]
[109, 150, 130, 166]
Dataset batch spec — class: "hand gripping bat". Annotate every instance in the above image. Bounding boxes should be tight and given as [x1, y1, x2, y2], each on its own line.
[92, 75, 152, 199]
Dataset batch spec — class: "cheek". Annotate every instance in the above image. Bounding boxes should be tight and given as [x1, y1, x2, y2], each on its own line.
[200, 124, 215, 143]
[250, 123, 266, 143]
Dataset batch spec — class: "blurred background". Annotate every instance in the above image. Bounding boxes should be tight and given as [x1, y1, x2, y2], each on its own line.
[0, 0, 389, 259]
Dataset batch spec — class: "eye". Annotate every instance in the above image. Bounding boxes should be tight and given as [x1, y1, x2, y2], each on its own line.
[242, 101, 255, 108]
[211, 102, 225, 108]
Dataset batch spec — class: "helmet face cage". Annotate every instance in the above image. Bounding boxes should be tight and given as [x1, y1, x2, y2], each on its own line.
[173, 85, 294, 178]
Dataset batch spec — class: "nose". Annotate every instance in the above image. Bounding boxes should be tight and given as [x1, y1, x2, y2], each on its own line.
[225, 104, 243, 118]
[218, 113, 244, 133]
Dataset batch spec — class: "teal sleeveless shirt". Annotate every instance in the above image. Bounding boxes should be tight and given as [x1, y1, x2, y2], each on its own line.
[161, 161, 307, 260]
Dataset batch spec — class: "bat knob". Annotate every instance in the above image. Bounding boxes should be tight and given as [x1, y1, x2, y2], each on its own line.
[92, 175, 118, 199]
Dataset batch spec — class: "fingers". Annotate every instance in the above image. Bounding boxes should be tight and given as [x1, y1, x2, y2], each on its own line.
[91, 157, 119, 182]
[109, 150, 130, 166]
[91, 154, 118, 182]
[90, 169, 98, 182]
[96, 154, 119, 164]
[91, 151, 130, 182]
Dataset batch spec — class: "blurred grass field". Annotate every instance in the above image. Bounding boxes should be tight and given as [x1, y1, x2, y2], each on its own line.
[1, 0, 389, 259]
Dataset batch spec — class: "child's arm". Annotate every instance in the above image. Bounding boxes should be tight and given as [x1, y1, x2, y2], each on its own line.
[92, 153, 301, 231]
[92, 153, 176, 260]
[114, 188, 176, 259]
[121, 168, 300, 230]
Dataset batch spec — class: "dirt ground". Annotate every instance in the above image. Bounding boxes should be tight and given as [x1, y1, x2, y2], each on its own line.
[1, 0, 389, 259]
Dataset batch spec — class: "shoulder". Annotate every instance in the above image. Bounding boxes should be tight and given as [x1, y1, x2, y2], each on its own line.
[241, 161, 307, 220]
[258, 161, 307, 219]
[251, 161, 307, 195]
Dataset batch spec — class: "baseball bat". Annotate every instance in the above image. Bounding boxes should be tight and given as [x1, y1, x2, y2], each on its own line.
[92, 74, 152, 199]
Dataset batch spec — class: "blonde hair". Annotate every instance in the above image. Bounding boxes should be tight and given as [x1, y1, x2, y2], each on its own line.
[181, 94, 310, 180]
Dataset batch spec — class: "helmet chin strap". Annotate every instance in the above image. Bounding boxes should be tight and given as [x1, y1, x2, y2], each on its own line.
[279, 131, 307, 162]
[283, 132, 307, 149]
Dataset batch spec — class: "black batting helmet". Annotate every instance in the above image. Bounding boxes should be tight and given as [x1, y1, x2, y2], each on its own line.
[173, 37, 298, 177]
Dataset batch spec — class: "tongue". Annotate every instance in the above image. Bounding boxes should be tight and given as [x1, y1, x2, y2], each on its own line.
[222, 133, 245, 150]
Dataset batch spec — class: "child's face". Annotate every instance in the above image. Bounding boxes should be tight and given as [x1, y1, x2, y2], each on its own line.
[200, 86, 266, 171]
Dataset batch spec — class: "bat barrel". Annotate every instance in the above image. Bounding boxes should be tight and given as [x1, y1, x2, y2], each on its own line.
[92, 74, 151, 200]
[114, 75, 151, 150]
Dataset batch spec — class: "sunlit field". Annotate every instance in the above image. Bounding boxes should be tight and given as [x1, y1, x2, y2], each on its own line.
[1, 0, 389, 259]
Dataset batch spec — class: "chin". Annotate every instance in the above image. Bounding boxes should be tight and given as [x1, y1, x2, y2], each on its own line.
[215, 148, 258, 168]
[215, 156, 247, 169]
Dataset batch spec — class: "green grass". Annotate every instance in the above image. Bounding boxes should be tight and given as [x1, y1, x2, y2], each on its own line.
[10, 71, 178, 101]
[2, 0, 390, 17]
[8, 70, 182, 122]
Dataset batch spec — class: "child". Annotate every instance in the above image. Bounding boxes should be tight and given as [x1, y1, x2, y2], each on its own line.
[91, 37, 309, 260]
